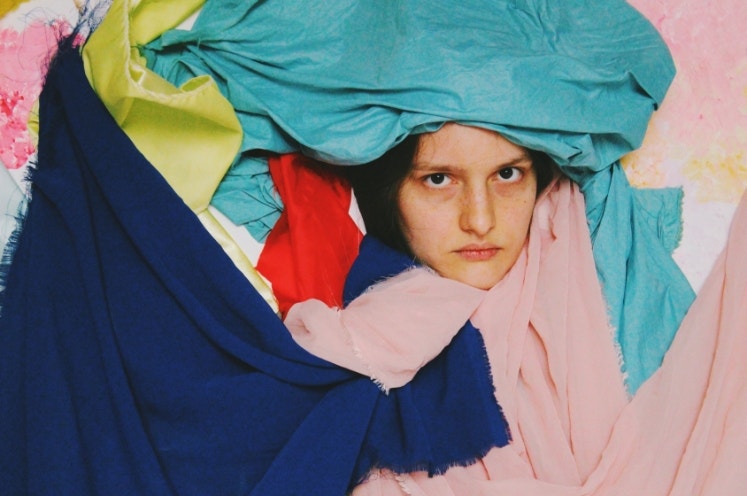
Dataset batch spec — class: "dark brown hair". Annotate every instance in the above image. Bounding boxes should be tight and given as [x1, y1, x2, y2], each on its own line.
[343, 132, 555, 255]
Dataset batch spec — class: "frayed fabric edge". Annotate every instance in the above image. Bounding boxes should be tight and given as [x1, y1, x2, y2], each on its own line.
[351, 324, 511, 490]
[353, 443, 501, 492]
[0, 164, 33, 318]
[338, 308, 393, 395]
[0, 2, 111, 316]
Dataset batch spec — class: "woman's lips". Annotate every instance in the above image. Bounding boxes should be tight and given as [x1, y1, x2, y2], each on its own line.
[455, 245, 500, 261]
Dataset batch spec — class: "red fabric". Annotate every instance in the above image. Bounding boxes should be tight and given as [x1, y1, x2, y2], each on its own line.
[257, 153, 363, 316]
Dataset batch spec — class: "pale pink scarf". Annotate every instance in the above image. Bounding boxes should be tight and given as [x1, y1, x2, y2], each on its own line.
[286, 178, 747, 495]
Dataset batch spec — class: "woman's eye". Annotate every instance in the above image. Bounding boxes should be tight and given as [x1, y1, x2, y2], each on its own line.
[423, 173, 452, 188]
[497, 167, 522, 182]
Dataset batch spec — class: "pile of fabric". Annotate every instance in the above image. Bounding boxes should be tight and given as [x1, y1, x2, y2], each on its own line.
[2, 0, 744, 494]
[82, 0, 694, 392]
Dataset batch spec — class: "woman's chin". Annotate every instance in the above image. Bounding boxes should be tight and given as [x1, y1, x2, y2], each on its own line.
[440, 265, 509, 290]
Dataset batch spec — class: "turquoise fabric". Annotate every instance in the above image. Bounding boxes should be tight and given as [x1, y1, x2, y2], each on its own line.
[578, 165, 694, 391]
[142, 0, 693, 393]
[210, 155, 283, 243]
[143, 0, 673, 168]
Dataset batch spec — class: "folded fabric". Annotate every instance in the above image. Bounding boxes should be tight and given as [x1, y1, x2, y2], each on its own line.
[285, 237, 487, 391]
[142, 0, 693, 392]
[210, 154, 283, 243]
[143, 0, 670, 169]
[0, 46, 509, 495]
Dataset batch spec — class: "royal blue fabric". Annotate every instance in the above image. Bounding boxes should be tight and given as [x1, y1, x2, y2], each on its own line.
[0, 163, 24, 274]
[0, 46, 509, 495]
[343, 236, 419, 306]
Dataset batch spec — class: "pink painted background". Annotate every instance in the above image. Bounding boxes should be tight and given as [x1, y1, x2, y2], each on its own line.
[1, 0, 745, 289]
[625, 0, 747, 288]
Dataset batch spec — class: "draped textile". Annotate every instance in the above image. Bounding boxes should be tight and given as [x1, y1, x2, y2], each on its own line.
[143, 0, 671, 170]
[293, 178, 746, 495]
[286, 237, 486, 392]
[80, 0, 279, 310]
[0, 47, 510, 495]
[210, 154, 283, 243]
[140, 0, 694, 392]
[256, 153, 363, 317]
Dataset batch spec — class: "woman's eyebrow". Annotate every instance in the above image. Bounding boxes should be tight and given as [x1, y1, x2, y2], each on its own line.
[410, 162, 462, 172]
[412, 155, 532, 171]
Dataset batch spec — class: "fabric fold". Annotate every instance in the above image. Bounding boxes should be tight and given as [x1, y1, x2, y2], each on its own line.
[285, 255, 485, 391]
[256, 153, 363, 316]
[143, 0, 673, 169]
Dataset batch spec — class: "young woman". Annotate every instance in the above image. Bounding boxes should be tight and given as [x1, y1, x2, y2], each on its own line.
[285, 123, 556, 389]
[4, 0, 745, 495]
[285, 122, 747, 494]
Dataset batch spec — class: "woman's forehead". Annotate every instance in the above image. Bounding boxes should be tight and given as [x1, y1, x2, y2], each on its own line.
[414, 124, 531, 167]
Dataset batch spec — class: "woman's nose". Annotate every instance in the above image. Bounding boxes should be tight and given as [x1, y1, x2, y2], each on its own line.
[459, 186, 495, 236]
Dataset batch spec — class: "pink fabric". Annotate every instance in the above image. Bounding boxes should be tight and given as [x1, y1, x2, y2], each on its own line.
[285, 267, 485, 390]
[286, 177, 747, 495]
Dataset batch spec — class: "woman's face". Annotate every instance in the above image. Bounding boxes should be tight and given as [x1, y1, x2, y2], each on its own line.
[397, 123, 537, 289]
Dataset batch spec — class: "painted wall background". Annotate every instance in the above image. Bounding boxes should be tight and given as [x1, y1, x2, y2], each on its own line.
[625, 0, 747, 290]
[1, 0, 745, 291]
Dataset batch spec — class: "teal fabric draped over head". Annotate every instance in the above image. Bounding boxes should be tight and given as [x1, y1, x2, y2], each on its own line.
[144, 0, 673, 169]
[143, 0, 694, 393]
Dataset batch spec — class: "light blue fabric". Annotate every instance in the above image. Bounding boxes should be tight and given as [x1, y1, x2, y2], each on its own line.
[143, 0, 673, 168]
[578, 165, 694, 391]
[142, 0, 692, 393]
[210, 155, 282, 243]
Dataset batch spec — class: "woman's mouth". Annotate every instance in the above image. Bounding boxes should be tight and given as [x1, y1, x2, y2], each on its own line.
[455, 245, 500, 261]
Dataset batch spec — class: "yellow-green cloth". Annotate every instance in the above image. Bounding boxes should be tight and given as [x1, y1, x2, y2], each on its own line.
[82, 0, 278, 311]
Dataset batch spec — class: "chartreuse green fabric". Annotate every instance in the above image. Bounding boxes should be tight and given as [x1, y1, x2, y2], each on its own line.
[141, 0, 694, 392]
[81, 0, 278, 311]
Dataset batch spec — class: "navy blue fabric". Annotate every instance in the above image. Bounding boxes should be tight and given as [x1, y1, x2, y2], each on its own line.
[0, 47, 508, 495]
[343, 236, 419, 306]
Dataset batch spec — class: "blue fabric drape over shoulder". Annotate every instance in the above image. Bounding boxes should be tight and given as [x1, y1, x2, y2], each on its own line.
[0, 47, 508, 495]
[143, 0, 695, 391]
